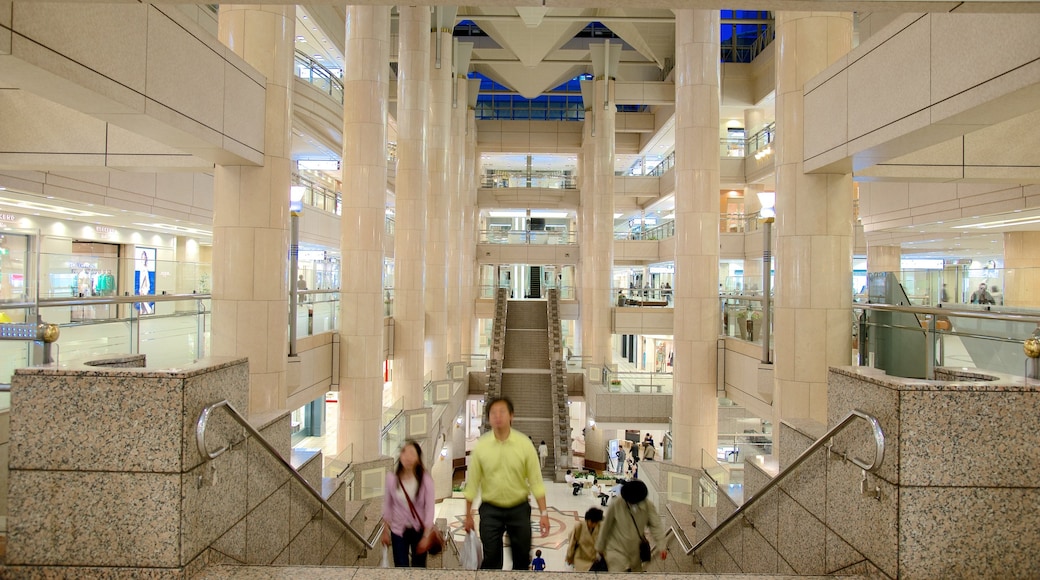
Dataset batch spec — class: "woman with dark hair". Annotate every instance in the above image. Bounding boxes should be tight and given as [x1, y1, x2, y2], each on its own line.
[381, 440, 436, 567]
[566, 507, 604, 571]
[594, 480, 667, 572]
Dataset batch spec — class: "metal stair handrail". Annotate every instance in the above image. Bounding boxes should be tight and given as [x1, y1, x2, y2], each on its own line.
[196, 399, 383, 549]
[682, 408, 885, 555]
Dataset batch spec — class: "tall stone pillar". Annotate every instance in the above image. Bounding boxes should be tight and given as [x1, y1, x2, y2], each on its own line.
[743, 184, 764, 293]
[746, 108, 765, 134]
[671, 9, 721, 469]
[577, 134, 592, 359]
[445, 68, 464, 365]
[1003, 232, 1040, 308]
[425, 18, 451, 381]
[578, 78, 615, 368]
[339, 5, 389, 462]
[867, 244, 901, 274]
[394, 6, 431, 409]
[773, 12, 854, 427]
[213, 5, 293, 414]
[175, 236, 202, 298]
[459, 83, 479, 357]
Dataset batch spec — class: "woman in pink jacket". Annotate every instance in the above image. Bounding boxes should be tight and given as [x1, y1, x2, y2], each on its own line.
[381, 440, 436, 567]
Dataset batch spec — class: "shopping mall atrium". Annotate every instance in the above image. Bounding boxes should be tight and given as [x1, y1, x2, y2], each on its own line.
[0, 1, 1038, 577]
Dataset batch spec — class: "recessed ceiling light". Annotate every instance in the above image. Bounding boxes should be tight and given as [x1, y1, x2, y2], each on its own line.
[302, 15, 307, 19]
[296, 36, 305, 42]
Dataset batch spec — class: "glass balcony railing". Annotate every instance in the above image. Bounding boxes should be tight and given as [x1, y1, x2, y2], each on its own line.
[294, 49, 343, 104]
[746, 122, 775, 158]
[0, 294, 211, 384]
[615, 220, 675, 241]
[293, 290, 340, 338]
[720, 137, 745, 158]
[647, 151, 676, 177]
[292, 172, 341, 215]
[855, 302, 1040, 381]
[720, 295, 769, 344]
[481, 170, 577, 189]
[478, 229, 577, 245]
[603, 370, 673, 394]
[614, 286, 672, 307]
[476, 284, 577, 301]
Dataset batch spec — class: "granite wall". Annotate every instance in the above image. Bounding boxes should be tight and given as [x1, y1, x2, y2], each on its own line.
[692, 365, 1040, 578]
[3, 357, 376, 577]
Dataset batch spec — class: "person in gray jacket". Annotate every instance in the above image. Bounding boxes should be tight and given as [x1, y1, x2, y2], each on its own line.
[594, 480, 667, 572]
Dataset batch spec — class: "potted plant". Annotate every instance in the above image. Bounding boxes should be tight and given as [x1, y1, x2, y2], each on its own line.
[735, 308, 750, 340]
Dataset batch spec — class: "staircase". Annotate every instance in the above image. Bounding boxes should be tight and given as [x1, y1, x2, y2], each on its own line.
[0, 357, 394, 575]
[499, 299, 556, 478]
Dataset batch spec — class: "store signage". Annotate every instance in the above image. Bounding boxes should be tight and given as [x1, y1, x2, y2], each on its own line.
[298, 250, 327, 262]
[95, 225, 116, 239]
[901, 258, 944, 270]
[0, 213, 15, 222]
[298, 160, 339, 171]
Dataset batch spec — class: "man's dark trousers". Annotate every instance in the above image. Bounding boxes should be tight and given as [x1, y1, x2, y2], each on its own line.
[478, 501, 532, 570]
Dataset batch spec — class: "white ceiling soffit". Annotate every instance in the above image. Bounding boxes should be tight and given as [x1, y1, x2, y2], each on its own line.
[466, 8, 592, 68]
[591, 9, 674, 70]
[472, 62, 587, 100]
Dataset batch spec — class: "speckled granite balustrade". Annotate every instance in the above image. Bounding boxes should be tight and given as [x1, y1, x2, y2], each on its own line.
[691, 365, 1040, 578]
[2, 356, 375, 577]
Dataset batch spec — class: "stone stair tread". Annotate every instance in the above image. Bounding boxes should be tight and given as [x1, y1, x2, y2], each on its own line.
[195, 565, 862, 579]
[747, 454, 780, 477]
[321, 476, 340, 501]
[290, 447, 321, 470]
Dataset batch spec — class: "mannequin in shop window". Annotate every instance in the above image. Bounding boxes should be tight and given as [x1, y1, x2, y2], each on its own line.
[76, 269, 91, 297]
[138, 251, 153, 314]
[970, 283, 995, 305]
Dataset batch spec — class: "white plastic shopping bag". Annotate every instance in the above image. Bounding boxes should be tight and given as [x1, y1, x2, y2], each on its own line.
[460, 530, 483, 570]
[380, 545, 389, 568]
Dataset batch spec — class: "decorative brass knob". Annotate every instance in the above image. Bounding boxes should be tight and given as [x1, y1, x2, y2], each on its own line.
[1025, 336, 1040, 359]
[39, 323, 60, 343]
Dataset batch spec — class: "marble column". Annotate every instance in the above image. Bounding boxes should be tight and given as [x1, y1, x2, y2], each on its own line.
[445, 66, 465, 365]
[867, 244, 901, 274]
[425, 24, 451, 381]
[773, 12, 854, 427]
[671, 9, 721, 469]
[579, 78, 615, 368]
[577, 134, 592, 358]
[1003, 232, 1040, 308]
[394, 6, 430, 409]
[744, 107, 766, 137]
[459, 90, 479, 356]
[175, 236, 202, 299]
[213, 5, 293, 414]
[339, 5, 389, 462]
[743, 185, 764, 293]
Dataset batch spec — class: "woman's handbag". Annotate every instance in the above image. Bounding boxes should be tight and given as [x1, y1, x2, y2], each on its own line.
[627, 504, 652, 562]
[638, 537, 652, 562]
[589, 557, 609, 572]
[399, 478, 444, 555]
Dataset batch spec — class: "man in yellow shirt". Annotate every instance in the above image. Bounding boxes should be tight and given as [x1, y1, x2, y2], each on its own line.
[463, 397, 549, 569]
